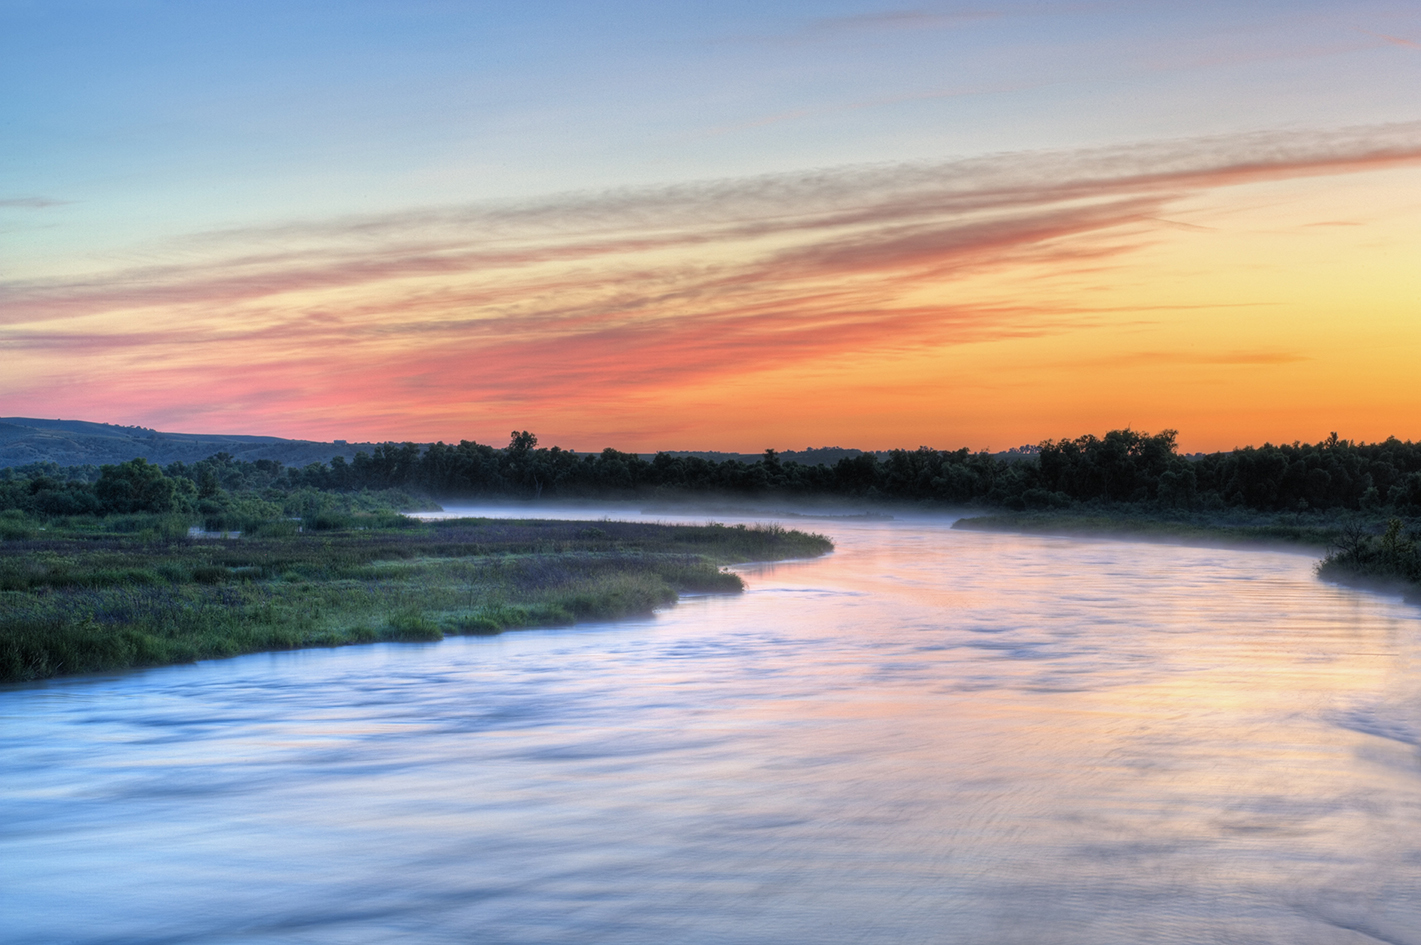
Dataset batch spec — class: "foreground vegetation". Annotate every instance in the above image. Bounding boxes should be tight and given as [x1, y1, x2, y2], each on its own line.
[0, 516, 832, 683]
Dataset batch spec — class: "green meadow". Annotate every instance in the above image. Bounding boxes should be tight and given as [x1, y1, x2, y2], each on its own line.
[0, 515, 832, 683]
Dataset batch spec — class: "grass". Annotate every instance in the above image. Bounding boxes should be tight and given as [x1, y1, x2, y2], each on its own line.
[0, 516, 832, 682]
[948, 507, 1394, 549]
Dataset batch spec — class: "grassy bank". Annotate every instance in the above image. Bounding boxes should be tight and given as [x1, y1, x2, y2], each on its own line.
[1315, 518, 1421, 602]
[950, 508, 1364, 548]
[0, 517, 832, 683]
[953, 507, 1421, 602]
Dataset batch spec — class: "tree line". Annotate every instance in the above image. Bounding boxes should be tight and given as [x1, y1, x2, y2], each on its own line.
[3, 428, 1421, 518]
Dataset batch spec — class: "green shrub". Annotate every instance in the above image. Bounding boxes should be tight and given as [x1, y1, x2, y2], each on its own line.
[384, 611, 444, 641]
[0, 511, 35, 541]
[192, 565, 229, 584]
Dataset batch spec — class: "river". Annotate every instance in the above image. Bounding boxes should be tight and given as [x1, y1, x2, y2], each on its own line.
[3, 508, 1420, 944]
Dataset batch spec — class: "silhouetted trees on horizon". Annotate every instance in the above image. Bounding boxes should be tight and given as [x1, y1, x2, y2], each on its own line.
[5, 428, 1421, 518]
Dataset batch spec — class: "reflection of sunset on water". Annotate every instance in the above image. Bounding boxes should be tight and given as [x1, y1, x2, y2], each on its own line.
[5, 3, 1421, 940]
[5, 511, 1417, 941]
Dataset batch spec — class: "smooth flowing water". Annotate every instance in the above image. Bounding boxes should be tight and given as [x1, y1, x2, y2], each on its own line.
[4, 509, 1421, 944]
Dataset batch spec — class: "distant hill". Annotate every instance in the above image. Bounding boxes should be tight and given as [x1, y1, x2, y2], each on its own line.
[0, 418, 371, 470]
[645, 447, 1044, 465]
[642, 447, 870, 466]
[0, 422, 880, 471]
[1, 417, 1038, 471]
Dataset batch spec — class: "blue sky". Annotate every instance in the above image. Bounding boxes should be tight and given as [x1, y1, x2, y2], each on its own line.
[3, 2, 1420, 447]
[7, 1, 1418, 258]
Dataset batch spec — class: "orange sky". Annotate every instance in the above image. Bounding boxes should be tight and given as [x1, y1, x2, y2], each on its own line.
[5, 127, 1420, 452]
[4, 4, 1420, 453]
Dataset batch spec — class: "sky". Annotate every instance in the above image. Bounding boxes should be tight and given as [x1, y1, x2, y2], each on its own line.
[3, 1, 1420, 452]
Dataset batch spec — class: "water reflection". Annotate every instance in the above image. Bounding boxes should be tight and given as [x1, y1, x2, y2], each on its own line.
[3, 510, 1420, 943]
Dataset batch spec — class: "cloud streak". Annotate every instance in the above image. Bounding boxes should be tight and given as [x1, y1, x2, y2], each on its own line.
[808, 9, 1002, 34]
[4, 122, 1420, 442]
[0, 197, 66, 209]
[1363, 29, 1421, 50]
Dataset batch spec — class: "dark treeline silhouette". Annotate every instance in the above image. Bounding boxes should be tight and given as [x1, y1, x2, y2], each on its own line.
[5, 428, 1421, 518]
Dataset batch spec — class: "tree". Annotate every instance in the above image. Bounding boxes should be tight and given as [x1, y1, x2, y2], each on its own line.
[95, 459, 177, 514]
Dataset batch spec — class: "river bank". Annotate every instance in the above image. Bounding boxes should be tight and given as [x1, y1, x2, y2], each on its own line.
[0, 517, 832, 683]
[6, 512, 1420, 943]
[953, 507, 1421, 601]
[950, 509, 1345, 547]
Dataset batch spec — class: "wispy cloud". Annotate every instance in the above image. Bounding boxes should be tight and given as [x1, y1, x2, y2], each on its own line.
[1361, 29, 1421, 50]
[0, 197, 66, 209]
[3, 122, 1419, 440]
[1081, 350, 1312, 368]
[727, 6, 1004, 48]
[805, 8, 1003, 36]
[692, 79, 1037, 139]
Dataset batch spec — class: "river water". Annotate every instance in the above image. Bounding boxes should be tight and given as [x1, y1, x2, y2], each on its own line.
[3, 508, 1420, 944]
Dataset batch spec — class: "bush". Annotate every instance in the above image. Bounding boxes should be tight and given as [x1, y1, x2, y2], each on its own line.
[384, 611, 444, 641]
[95, 459, 178, 514]
[1318, 517, 1421, 593]
[0, 510, 35, 541]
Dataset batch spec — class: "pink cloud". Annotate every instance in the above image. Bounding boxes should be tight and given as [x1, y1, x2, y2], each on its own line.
[4, 122, 1421, 442]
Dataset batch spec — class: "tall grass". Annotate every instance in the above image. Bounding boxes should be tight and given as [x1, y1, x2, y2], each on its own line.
[950, 507, 1407, 549]
[0, 517, 832, 682]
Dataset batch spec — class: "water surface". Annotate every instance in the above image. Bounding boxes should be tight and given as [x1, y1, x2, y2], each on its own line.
[4, 510, 1420, 943]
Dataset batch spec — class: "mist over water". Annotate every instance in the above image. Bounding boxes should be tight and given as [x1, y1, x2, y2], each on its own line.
[4, 508, 1420, 944]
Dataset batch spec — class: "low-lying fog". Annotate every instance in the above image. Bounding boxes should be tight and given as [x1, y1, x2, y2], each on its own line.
[3, 506, 1419, 943]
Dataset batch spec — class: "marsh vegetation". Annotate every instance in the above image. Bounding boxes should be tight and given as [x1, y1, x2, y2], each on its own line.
[1316, 517, 1421, 600]
[0, 516, 832, 682]
[5, 425, 1421, 655]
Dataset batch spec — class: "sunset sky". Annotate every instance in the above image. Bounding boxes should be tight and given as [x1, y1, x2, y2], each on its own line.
[3, 1, 1419, 452]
